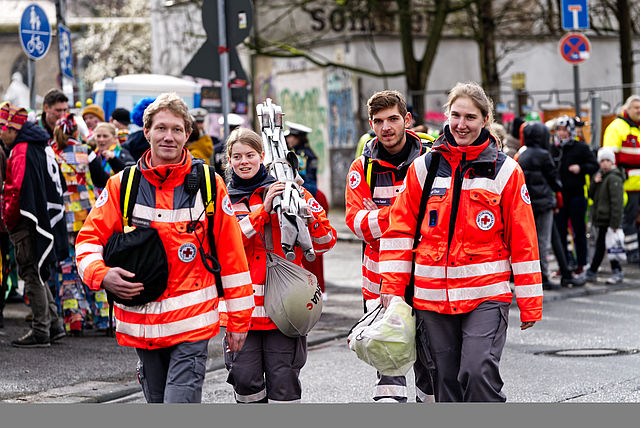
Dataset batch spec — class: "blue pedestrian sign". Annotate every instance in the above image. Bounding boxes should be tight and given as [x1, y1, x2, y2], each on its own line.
[561, 0, 589, 30]
[19, 4, 52, 60]
[58, 25, 73, 79]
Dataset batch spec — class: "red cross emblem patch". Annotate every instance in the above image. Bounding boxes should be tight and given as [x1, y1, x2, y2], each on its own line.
[521, 184, 531, 204]
[348, 171, 361, 189]
[476, 210, 495, 231]
[308, 198, 323, 213]
[222, 195, 234, 216]
[178, 243, 197, 263]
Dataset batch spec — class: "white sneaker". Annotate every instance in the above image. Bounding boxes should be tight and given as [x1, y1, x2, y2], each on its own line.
[606, 270, 623, 284]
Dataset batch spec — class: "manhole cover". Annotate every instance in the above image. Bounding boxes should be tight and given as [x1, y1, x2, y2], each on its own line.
[535, 348, 640, 357]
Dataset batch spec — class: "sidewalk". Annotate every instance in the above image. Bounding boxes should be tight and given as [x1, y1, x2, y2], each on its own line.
[3, 208, 640, 403]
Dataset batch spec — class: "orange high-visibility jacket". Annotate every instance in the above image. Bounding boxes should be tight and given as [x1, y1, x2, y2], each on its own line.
[345, 131, 426, 300]
[75, 150, 254, 349]
[221, 182, 337, 330]
[380, 131, 543, 322]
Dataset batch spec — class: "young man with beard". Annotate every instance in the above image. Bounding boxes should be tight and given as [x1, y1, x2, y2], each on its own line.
[345, 90, 433, 403]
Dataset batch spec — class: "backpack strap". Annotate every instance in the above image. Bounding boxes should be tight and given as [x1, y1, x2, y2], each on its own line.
[200, 164, 224, 299]
[108, 165, 141, 337]
[405, 152, 441, 307]
[120, 165, 141, 227]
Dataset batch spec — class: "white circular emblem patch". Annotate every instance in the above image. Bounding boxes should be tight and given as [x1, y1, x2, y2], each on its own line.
[476, 210, 495, 231]
[178, 243, 197, 263]
[222, 195, 234, 216]
[348, 171, 361, 189]
[521, 184, 531, 205]
[308, 198, 323, 213]
[95, 188, 109, 208]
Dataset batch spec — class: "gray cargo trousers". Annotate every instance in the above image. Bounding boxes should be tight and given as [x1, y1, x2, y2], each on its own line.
[415, 300, 509, 402]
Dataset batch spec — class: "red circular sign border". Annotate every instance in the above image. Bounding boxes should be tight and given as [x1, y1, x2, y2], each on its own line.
[559, 32, 590, 64]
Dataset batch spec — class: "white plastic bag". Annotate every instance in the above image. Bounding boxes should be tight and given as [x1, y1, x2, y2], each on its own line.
[605, 227, 627, 263]
[347, 296, 416, 377]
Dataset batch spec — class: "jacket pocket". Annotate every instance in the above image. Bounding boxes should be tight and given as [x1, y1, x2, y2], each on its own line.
[462, 191, 505, 256]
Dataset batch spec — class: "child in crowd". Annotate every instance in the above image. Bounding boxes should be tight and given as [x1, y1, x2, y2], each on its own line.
[585, 147, 625, 284]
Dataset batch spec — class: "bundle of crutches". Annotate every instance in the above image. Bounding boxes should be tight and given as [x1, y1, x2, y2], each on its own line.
[256, 98, 316, 262]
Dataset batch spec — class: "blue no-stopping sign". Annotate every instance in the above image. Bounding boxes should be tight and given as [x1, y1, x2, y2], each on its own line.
[19, 4, 52, 60]
[559, 33, 590, 64]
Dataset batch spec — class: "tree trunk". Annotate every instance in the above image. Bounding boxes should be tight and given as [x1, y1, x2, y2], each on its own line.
[476, 0, 501, 107]
[617, 0, 634, 101]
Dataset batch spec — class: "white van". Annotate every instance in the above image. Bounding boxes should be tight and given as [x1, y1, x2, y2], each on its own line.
[92, 74, 201, 120]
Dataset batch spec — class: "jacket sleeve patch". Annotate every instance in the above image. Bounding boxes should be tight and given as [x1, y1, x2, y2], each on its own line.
[348, 171, 361, 189]
[308, 198, 323, 213]
[222, 195, 235, 216]
[521, 184, 531, 204]
[95, 187, 109, 208]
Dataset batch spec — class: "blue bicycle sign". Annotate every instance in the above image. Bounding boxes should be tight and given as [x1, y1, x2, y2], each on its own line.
[19, 4, 52, 60]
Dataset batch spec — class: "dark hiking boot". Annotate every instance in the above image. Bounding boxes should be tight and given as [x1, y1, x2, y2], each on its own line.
[50, 325, 66, 342]
[11, 330, 50, 348]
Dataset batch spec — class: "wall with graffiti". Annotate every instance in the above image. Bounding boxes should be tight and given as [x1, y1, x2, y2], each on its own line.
[327, 69, 358, 148]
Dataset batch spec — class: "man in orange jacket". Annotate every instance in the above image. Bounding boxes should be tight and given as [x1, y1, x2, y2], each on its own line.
[75, 93, 254, 403]
[345, 90, 433, 403]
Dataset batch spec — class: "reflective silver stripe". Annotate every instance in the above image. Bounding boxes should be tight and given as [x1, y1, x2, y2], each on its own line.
[239, 216, 256, 239]
[132, 196, 205, 223]
[375, 384, 407, 398]
[433, 176, 451, 189]
[251, 306, 267, 318]
[620, 147, 640, 155]
[514, 283, 543, 298]
[462, 156, 517, 194]
[448, 259, 511, 279]
[253, 283, 264, 297]
[380, 237, 414, 251]
[414, 154, 428, 190]
[511, 260, 541, 275]
[379, 260, 412, 274]
[116, 310, 219, 339]
[414, 287, 448, 301]
[372, 185, 404, 199]
[416, 387, 436, 403]
[218, 299, 226, 313]
[77, 253, 104, 279]
[312, 231, 333, 244]
[119, 284, 217, 315]
[249, 204, 263, 211]
[448, 281, 511, 301]
[363, 254, 379, 274]
[225, 295, 255, 313]
[368, 209, 382, 239]
[222, 271, 252, 289]
[363, 277, 381, 295]
[414, 264, 447, 279]
[235, 388, 267, 403]
[353, 210, 367, 240]
[269, 399, 301, 403]
[75, 243, 103, 256]
[315, 247, 330, 254]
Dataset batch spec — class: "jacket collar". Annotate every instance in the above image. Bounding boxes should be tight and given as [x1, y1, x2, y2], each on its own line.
[620, 111, 640, 129]
[434, 126, 498, 178]
[139, 148, 192, 187]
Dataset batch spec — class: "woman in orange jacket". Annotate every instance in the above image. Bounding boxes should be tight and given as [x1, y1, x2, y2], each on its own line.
[380, 82, 543, 402]
[222, 128, 337, 403]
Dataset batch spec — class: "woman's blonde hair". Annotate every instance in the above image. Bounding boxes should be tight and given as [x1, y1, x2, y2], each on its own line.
[444, 82, 494, 127]
[225, 127, 264, 179]
[94, 121, 117, 137]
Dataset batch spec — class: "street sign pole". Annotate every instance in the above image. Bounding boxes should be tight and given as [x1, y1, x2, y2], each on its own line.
[218, 0, 230, 143]
[28, 59, 36, 110]
[573, 64, 580, 117]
